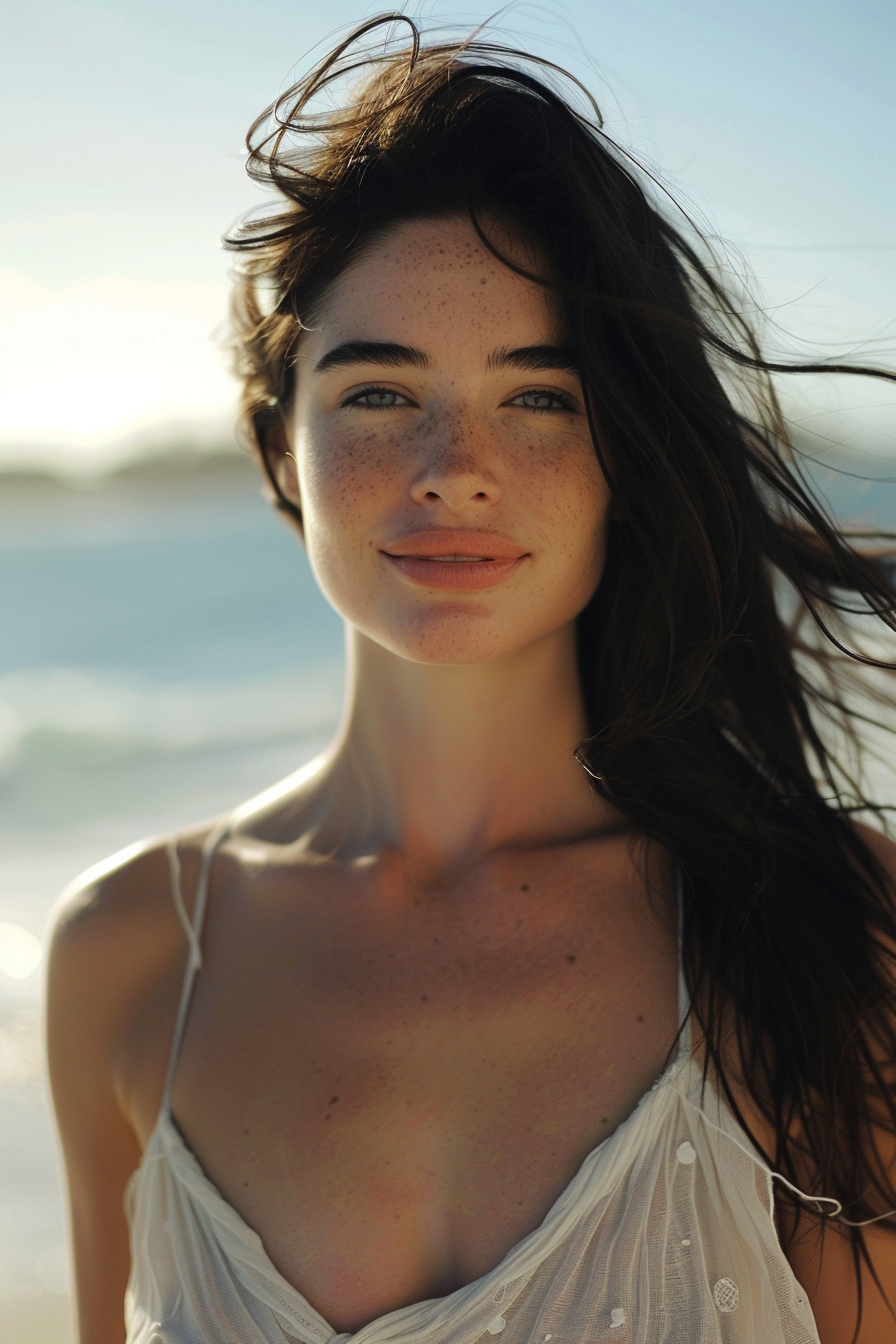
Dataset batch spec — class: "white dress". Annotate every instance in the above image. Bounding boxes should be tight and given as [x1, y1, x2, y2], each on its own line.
[124, 822, 821, 1343]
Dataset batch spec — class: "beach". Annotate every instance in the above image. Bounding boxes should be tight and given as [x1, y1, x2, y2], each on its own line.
[0, 1292, 74, 1344]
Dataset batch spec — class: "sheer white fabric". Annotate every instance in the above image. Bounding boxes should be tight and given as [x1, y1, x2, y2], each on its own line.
[124, 827, 820, 1344]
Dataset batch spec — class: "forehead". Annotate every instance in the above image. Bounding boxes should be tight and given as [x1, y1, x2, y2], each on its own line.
[301, 214, 562, 353]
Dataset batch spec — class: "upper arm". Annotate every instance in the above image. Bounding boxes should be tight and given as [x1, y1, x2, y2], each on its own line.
[46, 841, 182, 1344]
[787, 1222, 896, 1343]
[786, 821, 896, 1342]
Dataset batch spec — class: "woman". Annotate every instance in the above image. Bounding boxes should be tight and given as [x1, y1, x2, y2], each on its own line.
[47, 18, 896, 1344]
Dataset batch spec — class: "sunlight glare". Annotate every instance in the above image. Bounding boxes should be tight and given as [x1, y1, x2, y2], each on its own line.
[0, 269, 235, 467]
[0, 924, 43, 980]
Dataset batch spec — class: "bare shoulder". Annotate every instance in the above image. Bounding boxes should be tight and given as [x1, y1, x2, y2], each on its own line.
[853, 819, 896, 889]
[49, 823, 213, 999]
[46, 825, 225, 1342]
[46, 822, 220, 1134]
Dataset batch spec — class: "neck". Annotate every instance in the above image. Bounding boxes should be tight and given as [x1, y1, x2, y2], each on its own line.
[315, 623, 616, 869]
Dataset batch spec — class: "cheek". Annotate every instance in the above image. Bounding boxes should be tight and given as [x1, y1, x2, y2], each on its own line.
[296, 423, 411, 617]
[507, 429, 610, 557]
[531, 449, 610, 616]
[299, 424, 400, 532]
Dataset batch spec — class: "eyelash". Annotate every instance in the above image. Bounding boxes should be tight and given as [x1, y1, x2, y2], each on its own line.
[340, 386, 577, 412]
[510, 390, 577, 413]
[340, 386, 415, 410]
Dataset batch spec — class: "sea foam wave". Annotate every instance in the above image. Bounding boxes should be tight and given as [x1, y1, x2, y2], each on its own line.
[0, 663, 344, 766]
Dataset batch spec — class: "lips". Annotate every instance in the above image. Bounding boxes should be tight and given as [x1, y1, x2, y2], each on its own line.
[381, 529, 528, 590]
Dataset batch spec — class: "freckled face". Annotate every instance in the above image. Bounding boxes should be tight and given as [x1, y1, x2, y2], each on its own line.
[289, 214, 611, 664]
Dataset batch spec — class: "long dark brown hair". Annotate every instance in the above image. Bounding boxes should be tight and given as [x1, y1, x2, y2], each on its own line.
[225, 13, 896, 1315]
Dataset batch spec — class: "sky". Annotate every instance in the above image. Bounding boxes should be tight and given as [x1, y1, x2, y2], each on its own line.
[1, 0, 894, 470]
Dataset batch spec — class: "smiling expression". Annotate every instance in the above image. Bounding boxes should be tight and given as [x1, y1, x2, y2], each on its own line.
[281, 214, 612, 665]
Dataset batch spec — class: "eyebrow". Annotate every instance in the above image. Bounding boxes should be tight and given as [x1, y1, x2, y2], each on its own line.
[313, 340, 580, 376]
[314, 341, 429, 374]
[487, 344, 580, 373]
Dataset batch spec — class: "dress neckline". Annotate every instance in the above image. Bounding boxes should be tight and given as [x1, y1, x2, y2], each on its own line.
[142, 827, 694, 1341]
[133, 1036, 693, 1344]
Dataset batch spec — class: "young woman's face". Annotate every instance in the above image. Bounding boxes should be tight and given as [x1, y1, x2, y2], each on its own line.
[285, 214, 611, 665]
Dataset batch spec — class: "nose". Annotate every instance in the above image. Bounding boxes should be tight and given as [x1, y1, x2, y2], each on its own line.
[407, 412, 501, 512]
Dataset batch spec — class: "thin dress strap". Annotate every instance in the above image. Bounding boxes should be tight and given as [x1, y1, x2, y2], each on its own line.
[160, 815, 231, 1114]
[675, 863, 692, 1058]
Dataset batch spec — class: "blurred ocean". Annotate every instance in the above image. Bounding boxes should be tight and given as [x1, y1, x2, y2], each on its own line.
[0, 450, 343, 1328]
[0, 444, 895, 1335]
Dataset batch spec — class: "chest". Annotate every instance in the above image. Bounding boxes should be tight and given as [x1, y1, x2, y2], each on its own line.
[135, 843, 680, 1330]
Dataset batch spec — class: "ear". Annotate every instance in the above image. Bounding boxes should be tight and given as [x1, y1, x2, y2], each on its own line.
[253, 406, 304, 534]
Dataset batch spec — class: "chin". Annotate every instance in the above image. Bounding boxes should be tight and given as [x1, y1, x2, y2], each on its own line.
[395, 639, 516, 667]
[363, 610, 545, 666]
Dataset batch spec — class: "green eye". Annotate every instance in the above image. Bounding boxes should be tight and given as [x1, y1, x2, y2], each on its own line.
[343, 387, 412, 409]
[511, 391, 574, 411]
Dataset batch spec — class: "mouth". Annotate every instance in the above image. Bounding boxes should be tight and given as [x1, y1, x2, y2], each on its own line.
[381, 529, 528, 590]
[403, 554, 495, 562]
